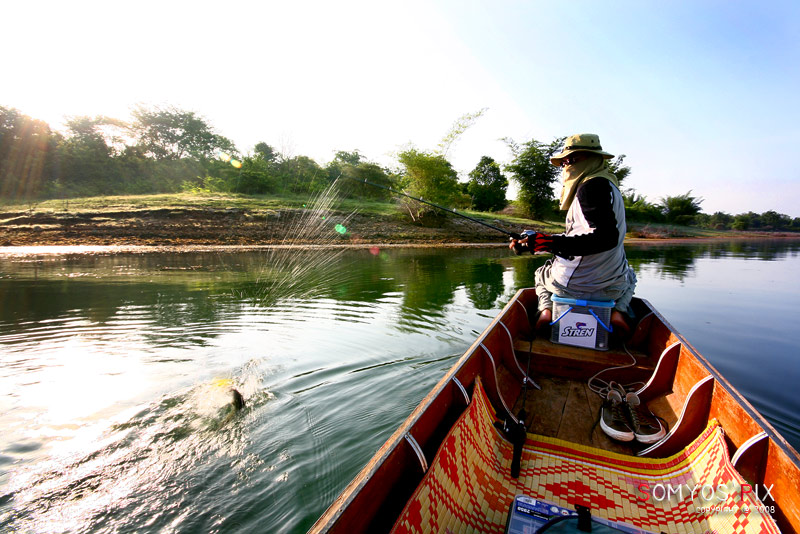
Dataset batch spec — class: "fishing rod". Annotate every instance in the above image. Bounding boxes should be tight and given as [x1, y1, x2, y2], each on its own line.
[347, 176, 523, 240]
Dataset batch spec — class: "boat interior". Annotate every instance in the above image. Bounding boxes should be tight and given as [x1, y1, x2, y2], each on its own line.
[311, 288, 800, 534]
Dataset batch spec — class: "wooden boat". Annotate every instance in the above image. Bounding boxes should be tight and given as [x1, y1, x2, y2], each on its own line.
[310, 289, 800, 533]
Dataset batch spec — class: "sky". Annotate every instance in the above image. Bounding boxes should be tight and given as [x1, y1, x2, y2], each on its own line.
[3, 0, 800, 216]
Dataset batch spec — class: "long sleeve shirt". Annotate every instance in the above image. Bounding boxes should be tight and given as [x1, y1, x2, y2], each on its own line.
[547, 177, 630, 293]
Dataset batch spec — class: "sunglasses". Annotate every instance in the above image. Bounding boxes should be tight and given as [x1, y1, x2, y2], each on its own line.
[560, 153, 589, 167]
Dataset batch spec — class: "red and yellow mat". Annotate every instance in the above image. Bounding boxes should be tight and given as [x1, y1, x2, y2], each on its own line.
[392, 378, 780, 534]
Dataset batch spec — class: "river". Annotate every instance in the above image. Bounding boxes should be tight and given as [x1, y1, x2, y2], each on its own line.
[1, 240, 799, 533]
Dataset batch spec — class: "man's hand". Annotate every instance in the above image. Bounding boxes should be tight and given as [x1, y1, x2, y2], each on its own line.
[509, 231, 553, 255]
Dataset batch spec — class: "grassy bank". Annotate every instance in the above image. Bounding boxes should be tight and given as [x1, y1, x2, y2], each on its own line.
[0, 192, 562, 246]
[1, 192, 791, 247]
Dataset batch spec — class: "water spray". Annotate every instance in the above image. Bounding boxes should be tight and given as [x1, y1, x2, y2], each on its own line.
[346, 177, 523, 240]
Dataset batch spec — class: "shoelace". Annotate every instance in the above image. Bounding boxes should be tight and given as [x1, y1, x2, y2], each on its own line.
[627, 400, 642, 428]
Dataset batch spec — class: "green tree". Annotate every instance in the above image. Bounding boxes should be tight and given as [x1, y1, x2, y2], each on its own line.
[466, 156, 508, 212]
[622, 188, 663, 222]
[254, 142, 278, 162]
[221, 141, 280, 194]
[338, 162, 395, 200]
[54, 115, 122, 195]
[660, 191, 704, 225]
[504, 137, 565, 219]
[326, 150, 395, 200]
[759, 210, 792, 230]
[131, 105, 236, 160]
[275, 155, 326, 194]
[0, 106, 57, 199]
[332, 150, 363, 166]
[732, 212, 757, 230]
[708, 211, 734, 230]
[436, 108, 487, 157]
[231, 156, 276, 194]
[607, 154, 631, 185]
[397, 148, 461, 220]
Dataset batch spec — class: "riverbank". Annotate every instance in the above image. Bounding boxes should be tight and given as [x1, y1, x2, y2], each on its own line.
[1, 197, 796, 247]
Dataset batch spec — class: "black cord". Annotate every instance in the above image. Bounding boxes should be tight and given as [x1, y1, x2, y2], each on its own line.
[536, 515, 576, 532]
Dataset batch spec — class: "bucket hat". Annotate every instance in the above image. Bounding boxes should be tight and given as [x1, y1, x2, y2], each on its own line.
[550, 133, 614, 167]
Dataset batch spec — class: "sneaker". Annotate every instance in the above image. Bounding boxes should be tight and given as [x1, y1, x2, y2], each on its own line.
[624, 392, 666, 444]
[600, 384, 634, 442]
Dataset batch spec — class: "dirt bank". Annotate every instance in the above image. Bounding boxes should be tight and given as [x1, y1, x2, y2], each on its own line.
[0, 207, 522, 247]
[1, 207, 795, 248]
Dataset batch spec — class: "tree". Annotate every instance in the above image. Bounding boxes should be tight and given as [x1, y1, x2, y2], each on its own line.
[708, 211, 734, 230]
[254, 142, 278, 162]
[660, 191, 704, 225]
[54, 115, 122, 195]
[341, 162, 395, 200]
[275, 155, 327, 194]
[332, 150, 363, 166]
[328, 151, 395, 200]
[397, 148, 461, 220]
[732, 212, 758, 230]
[504, 137, 565, 219]
[326, 150, 365, 189]
[759, 210, 792, 230]
[436, 108, 487, 157]
[607, 154, 631, 185]
[131, 105, 236, 160]
[622, 188, 663, 222]
[467, 156, 508, 212]
[0, 106, 57, 199]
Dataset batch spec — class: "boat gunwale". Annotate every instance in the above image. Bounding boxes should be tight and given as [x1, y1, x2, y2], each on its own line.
[311, 289, 800, 533]
[639, 297, 800, 465]
[309, 289, 531, 532]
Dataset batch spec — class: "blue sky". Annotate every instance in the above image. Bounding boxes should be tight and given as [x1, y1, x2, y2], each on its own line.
[4, 0, 799, 216]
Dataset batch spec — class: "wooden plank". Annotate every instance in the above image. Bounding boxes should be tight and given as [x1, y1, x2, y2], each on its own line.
[515, 339, 655, 382]
[523, 377, 569, 438]
[557, 380, 596, 443]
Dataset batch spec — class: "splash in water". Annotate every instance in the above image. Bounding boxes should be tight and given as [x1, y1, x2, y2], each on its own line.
[247, 179, 356, 306]
[0, 359, 273, 533]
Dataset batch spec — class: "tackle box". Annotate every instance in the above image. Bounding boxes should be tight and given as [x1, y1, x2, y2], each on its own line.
[549, 296, 614, 350]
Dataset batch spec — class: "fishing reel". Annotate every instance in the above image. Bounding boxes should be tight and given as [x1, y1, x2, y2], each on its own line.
[511, 229, 538, 255]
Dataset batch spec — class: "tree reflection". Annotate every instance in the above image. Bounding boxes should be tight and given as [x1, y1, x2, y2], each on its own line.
[626, 239, 800, 281]
[3, 239, 799, 348]
[465, 260, 505, 310]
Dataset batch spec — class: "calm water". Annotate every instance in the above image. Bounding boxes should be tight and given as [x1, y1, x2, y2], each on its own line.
[1, 240, 799, 533]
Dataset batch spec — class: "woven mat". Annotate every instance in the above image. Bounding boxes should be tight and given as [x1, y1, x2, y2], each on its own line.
[391, 378, 780, 534]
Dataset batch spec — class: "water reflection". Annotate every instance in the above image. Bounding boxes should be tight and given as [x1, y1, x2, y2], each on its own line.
[2, 240, 800, 533]
[3, 240, 800, 347]
[0, 248, 516, 347]
[626, 238, 800, 280]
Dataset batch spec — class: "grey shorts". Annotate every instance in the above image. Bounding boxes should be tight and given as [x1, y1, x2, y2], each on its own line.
[534, 260, 637, 314]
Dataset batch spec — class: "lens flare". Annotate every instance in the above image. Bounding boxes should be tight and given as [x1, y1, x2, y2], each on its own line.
[231, 159, 242, 169]
[218, 151, 232, 162]
[334, 224, 347, 235]
[369, 246, 380, 256]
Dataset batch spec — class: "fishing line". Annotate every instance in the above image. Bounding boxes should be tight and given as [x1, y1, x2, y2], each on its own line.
[345, 176, 521, 240]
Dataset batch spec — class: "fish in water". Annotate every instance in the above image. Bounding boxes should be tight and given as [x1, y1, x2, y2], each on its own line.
[212, 378, 246, 414]
[230, 387, 245, 410]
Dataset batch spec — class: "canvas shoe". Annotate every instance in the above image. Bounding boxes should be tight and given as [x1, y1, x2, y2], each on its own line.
[600, 383, 634, 442]
[624, 391, 666, 444]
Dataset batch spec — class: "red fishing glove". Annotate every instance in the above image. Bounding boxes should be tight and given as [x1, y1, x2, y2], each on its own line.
[510, 231, 554, 254]
[529, 231, 553, 253]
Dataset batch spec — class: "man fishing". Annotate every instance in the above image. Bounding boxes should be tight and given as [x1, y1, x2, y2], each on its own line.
[509, 133, 636, 336]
